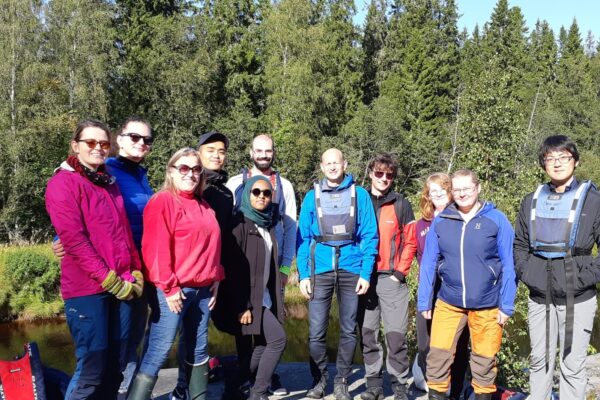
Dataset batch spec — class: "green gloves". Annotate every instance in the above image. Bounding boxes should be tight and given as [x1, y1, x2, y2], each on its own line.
[279, 265, 291, 276]
[101, 270, 134, 301]
[131, 270, 145, 298]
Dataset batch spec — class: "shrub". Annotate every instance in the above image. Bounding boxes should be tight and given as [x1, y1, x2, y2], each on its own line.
[0, 245, 62, 320]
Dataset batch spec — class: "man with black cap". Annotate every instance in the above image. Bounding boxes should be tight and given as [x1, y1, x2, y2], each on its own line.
[170, 130, 238, 400]
[197, 130, 235, 231]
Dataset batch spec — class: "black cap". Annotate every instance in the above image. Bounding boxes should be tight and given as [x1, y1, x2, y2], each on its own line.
[198, 130, 229, 149]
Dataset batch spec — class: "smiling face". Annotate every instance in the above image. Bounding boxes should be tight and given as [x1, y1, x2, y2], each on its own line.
[251, 135, 274, 172]
[428, 181, 450, 210]
[116, 121, 152, 162]
[543, 150, 577, 187]
[369, 163, 394, 195]
[71, 127, 110, 170]
[198, 140, 227, 171]
[451, 175, 481, 213]
[320, 149, 347, 185]
[169, 155, 202, 193]
[249, 179, 272, 211]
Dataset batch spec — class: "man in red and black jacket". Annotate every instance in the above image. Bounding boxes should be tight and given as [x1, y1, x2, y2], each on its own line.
[358, 153, 417, 400]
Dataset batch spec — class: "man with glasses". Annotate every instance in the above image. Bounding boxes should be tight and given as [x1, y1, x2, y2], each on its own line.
[514, 135, 600, 400]
[225, 134, 297, 396]
[357, 153, 416, 400]
[297, 148, 378, 400]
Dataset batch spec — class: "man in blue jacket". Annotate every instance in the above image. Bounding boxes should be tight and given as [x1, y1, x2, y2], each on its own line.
[297, 148, 378, 400]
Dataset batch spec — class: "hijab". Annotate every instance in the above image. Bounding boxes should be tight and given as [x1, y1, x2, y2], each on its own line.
[239, 176, 273, 228]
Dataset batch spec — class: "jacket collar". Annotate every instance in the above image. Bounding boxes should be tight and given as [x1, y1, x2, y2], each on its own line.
[320, 174, 354, 192]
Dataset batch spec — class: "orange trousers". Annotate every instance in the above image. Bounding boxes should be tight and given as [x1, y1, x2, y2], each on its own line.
[426, 300, 503, 394]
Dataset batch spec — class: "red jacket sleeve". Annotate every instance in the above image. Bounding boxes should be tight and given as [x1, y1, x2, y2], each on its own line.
[397, 221, 417, 276]
[142, 193, 181, 296]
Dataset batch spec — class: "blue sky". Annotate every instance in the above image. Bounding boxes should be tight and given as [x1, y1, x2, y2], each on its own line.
[354, 0, 599, 41]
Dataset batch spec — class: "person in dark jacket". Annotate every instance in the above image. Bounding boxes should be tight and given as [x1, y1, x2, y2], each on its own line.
[357, 153, 416, 400]
[220, 175, 287, 400]
[418, 169, 516, 400]
[514, 135, 600, 400]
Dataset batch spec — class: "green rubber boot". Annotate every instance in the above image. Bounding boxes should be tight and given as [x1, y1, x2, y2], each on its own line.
[126, 373, 157, 400]
[186, 362, 209, 400]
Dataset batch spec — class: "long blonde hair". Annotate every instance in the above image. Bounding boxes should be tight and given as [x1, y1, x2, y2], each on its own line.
[419, 172, 452, 221]
[162, 147, 204, 199]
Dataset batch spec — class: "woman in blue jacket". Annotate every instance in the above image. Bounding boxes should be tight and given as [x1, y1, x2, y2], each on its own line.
[417, 169, 516, 400]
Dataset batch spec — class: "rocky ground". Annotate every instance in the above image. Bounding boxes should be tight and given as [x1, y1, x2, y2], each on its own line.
[151, 355, 600, 399]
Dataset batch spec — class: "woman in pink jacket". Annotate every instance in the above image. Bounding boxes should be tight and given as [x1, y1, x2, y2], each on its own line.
[45, 119, 143, 400]
[127, 147, 224, 400]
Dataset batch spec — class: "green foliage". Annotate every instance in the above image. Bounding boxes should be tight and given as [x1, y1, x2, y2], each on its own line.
[0, 245, 62, 320]
[496, 284, 530, 389]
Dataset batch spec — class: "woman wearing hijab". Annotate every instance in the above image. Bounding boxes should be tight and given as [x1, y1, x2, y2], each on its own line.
[221, 176, 287, 400]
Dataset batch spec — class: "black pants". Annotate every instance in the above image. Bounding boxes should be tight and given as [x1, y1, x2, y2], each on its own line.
[248, 307, 287, 395]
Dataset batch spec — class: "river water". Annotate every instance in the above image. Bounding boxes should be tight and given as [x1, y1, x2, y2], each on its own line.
[1, 301, 599, 375]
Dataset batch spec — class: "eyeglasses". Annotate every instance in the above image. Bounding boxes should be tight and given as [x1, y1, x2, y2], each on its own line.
[120, 133, 154, 145]
[451, 186, 476, 196]
[251, 188, 272, 198]
[171, 164, 203, 176]
[543, 155, 573, 165]
[373, 171, 394, 180]
[77, 139, 111, 150]
[429, 189, 447, 198]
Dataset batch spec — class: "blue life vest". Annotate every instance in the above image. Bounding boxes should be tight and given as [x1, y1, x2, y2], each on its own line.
[314, 181, 357, 247]
[529, 180, 593, 258]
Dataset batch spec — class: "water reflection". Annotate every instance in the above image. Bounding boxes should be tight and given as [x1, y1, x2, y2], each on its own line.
[2, 298, 599, 375]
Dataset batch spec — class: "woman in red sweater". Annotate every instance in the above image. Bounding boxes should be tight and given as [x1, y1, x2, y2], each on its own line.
[127, 147, 224, 400]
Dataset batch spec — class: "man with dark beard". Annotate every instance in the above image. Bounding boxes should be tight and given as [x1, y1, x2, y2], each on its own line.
[226, 134, 297, 396]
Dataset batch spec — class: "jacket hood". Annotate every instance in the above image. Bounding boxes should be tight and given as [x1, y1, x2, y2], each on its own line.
[369, 189, 397, 204]
[320, 174, 355, 191]
[205, 168, 228, 186]
[56, 161, 74, 173]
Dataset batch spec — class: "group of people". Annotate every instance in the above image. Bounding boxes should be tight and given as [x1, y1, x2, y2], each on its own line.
[44, 118, 600, 400]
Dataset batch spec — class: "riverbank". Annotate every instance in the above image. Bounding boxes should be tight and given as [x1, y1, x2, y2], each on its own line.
[150, 356, 600, 400]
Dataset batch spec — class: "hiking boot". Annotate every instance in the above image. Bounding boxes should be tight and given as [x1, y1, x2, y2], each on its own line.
[360, 386, 384, 400]
[306, 377, 327, 399]
[392, 384, 408, 400]
[268, 373, 288, 396]
[333, 379, 351, 400]
[474, 394, 492, 400]
[428, 388, 448, 400]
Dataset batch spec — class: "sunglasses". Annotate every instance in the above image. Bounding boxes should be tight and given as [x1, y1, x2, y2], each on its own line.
[373, 170, 394, 180]
[251, 188, 272, 198]
[171, 164, 203, 175]
[120, 133, 154, 145]
[77, 139, 111, 150]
